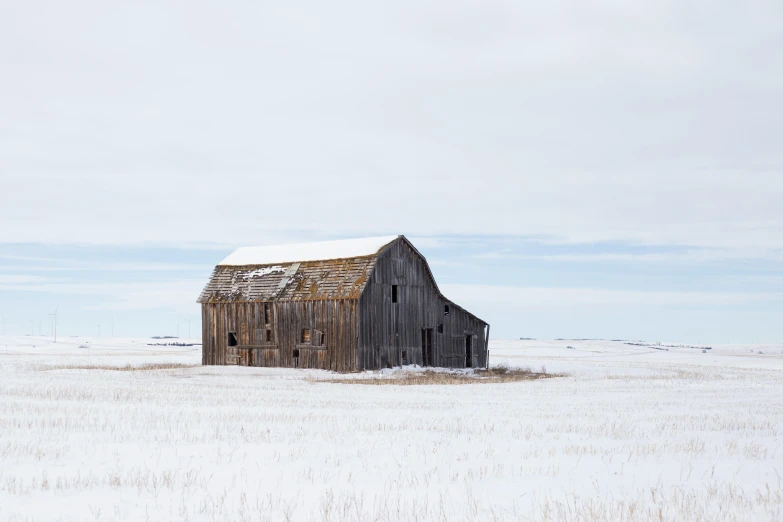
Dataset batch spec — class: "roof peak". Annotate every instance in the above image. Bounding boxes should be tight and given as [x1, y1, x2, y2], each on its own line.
[218, 235, 401, 266]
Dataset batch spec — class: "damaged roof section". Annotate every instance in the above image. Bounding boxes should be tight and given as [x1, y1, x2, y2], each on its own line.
[197, 257, 377, 303]
[199, 236, 398, 303]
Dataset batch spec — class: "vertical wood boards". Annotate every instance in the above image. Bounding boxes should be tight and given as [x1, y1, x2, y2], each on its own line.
[199, 237, 488, 371]
[357, 239, 488, 370]
[200, 299, 359, 371]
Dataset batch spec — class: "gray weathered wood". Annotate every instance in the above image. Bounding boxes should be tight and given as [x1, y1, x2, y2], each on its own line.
[198, 236, 488, 371]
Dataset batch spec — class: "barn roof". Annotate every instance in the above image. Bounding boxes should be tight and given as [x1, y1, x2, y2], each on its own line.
[218, 236, 399, 266]
[198, 236, 399, 303]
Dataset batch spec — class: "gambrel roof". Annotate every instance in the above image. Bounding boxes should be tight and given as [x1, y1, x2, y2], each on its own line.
[198, 234, 487, 325]
[197, 236, 399, 303]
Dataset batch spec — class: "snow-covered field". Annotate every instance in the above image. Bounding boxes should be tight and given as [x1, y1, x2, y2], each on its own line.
[1, 336, 781, 521]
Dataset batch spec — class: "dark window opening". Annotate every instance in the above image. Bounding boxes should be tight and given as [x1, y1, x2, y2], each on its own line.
[392, 285, 398, 303]
[228, 332, 238, 347]
[301, 329, 311, 344]
[292, 348, 300, 358]
[266, 329, 272, 342]
[444, 305, 450, 316]
[437, 324, 443, 334]
[264, 303, 271, 324]
[402, 349, 407, 365]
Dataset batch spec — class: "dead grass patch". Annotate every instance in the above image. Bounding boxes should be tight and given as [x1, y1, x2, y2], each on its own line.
[316, 365, 563, 386]
[39, 363, 199, 372]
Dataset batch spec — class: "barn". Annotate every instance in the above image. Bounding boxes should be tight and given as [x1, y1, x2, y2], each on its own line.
[197, 235, 489, 371]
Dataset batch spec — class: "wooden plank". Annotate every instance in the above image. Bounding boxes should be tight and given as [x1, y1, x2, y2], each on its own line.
[277, 262, 301, 289]
[198, 237, 486, 371]
[355, 237, 488, 370]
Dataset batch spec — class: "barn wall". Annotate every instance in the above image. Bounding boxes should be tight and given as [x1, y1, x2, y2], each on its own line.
[358, 240, 487, 370]
[200, 299, 359, 371]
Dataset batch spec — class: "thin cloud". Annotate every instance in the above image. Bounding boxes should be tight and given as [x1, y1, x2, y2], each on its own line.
[0, 2, 780, 251]
[441, 284, 783, 308]
[0, 275, 51, 284]
[475, 248, 783, 264]
[0, 261, 212, 272]
[0, 279, 204, 314]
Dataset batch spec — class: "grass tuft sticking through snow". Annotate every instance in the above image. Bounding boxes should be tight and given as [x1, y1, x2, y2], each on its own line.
[314, 364, 562, 385]
[2, 337, 782, 521]
[36, 362, 200, 372]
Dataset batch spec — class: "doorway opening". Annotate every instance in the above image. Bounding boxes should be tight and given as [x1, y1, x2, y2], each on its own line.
[465, 335, 473, 368]
[421, 328, 434, 367]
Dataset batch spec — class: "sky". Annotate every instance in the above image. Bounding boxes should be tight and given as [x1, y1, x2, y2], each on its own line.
[1, 1, 782, 343]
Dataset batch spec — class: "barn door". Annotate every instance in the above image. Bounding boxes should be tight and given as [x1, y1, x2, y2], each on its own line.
[465, 335, 473, 368]
[421, 328, 433, 367]
[227, 331, 239, 365]
[393, 289, 401, 366]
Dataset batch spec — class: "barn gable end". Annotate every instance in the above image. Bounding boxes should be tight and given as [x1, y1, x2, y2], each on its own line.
[358, 237, 488, 370]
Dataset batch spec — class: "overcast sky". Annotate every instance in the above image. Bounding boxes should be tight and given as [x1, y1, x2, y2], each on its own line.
[1, 1, 782, 342]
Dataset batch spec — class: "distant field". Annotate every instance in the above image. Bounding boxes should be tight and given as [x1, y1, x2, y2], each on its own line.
[1, 336, 781, 521]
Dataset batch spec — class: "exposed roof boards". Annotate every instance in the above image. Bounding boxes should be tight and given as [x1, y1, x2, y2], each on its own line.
[199, 236, 399, 303]
[197, 257, 374, 302]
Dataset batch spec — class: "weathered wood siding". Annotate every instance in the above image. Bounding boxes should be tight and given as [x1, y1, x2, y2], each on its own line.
[201, 299, 359, 371]
[357, 239, 487, 370]
[200, 237, 487, 371]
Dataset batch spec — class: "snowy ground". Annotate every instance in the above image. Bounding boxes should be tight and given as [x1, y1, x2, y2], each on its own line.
[1, 336, 781, 521]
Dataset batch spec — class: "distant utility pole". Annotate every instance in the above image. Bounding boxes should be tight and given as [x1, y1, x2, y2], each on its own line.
[38, 319, 44, 336]
[183, 317, 192, 339]
[48, 307, 58, 344]
[97, 323, 101, 338]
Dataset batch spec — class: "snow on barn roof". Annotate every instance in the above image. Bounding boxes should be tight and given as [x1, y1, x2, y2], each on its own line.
[218, 236, 400, 266]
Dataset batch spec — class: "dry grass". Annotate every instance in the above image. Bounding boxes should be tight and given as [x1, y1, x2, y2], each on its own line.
[3, 343, 782, 521]
[38, 362, 199, 372]
[316, 364, 562, 385]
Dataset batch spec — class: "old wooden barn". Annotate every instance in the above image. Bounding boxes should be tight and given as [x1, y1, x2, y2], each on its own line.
[197, 235, 489, 371]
